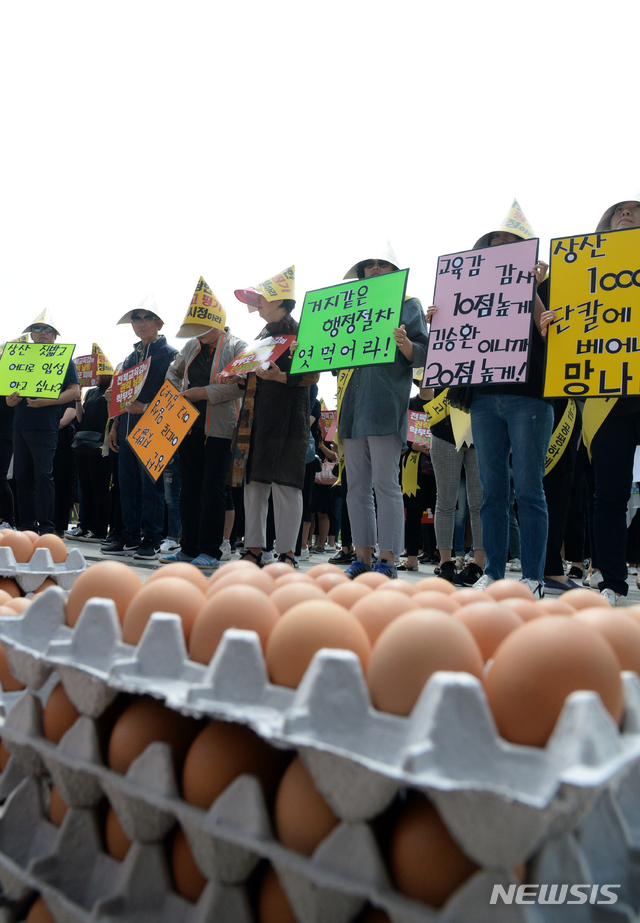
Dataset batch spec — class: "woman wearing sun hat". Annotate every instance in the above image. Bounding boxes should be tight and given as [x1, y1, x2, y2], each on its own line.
[233, 265, 319, 567]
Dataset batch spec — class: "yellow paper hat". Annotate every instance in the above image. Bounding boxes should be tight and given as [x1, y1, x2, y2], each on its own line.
[474, 199, 536, 249]
[92, 344, 114, 375]
[22, 308, 61, 337]
[9, 334, 30, 343]
[117, 294, 164, 325]
[235, 265, 295, 313]
[177, 277, 227, 337]
[344, 241, 400, 280]
[596, 194, 640, 232]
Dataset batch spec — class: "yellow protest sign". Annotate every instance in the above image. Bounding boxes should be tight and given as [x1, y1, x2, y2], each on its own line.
[126, 380, 199, 481]
[544, 227, 640, 397]
[0, 342, 75, 397]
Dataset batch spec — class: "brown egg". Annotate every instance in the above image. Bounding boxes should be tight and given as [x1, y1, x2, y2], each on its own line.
[306, 562, 340, 580]
[454, 588, 487, 605]
[485, 579, 535, 601]
[32, 534, 67, 563]
[270, 582, 326, 615]
[22, 530, 41, 544]
[209, 566, 275, 596]
[354, 571, 392, 589]
[498, 597, 541, 622]
[326, 581, 373, 608]
[122, 577, 206, 645]
[104, 805, 132, 860]
[208, 559, 261, 587]
[351, 590, 415, 646]
[453, 602, 522, 662]
[25, 897, 56, 923]
[389, 792, 479, 908]
[484, 617, 624, 747]
[0, 577, 22, 598]
[182, 720, 288, 809]
[42, 682, 81, 743]
[48, 786, 68, 826]
[573, 609, 640, 674]
[314, 571, 349, 592]
[107, 695, 199, 774]
[0, 530, 33, 563]
[33, 577, 58, 594]
[3, 597, 31, 614]
[146, 562, 209, 593]
[257, 865, 297, 923]
[411, 590, 460, 613]
[274, 756, 339, 855]
[536, 599, 575, 616]
[189, 585, 280, 664]
[366, 610, 484, 716]
[273, 572, 315, 587]
[0, 590, 12, 606]
[265, 600, 371, 689]
[66, 561, 143, 627]
[0, 740, 10, 771]
[0, 643, 25, 691]
[263, 562, 295, 579]
[413, 576, 457, 596]
[171, 827, 207, 903]
[389, 581, 418, 596]
[562, 588, 603, 610]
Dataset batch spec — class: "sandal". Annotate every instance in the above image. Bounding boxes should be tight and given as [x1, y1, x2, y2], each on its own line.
[397, 562, 419, 571]
[275, 552, 298, 568]
[239, 548, 264, 567]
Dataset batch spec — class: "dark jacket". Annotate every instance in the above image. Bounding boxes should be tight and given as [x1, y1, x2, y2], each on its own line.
[120, 335, 178, 438]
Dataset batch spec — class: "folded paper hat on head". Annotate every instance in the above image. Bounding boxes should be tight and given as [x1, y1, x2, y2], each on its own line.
[596, 194, 640, 232]
[117, 294, 164, 326]
[344, 241, 400, 280]
[474, 199, 536, 249]
[176, 277, 227, 337]
[22, 307, 61, 337]
[92, 342, 114, 375]
[235, 265, 295, 312]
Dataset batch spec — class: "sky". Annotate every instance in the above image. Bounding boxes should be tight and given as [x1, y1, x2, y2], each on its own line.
[1, 0, 638, 405]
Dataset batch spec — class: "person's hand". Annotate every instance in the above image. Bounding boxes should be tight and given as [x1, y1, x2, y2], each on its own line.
[425, 305, 438, 322]
[25, 398, 48, 408]
[540, 309, 559, 337]
[182, 387, 207, 403]
[533, 260, 548, 286]
[393, 325, 409, 347]
[288, 340, 299, 357]
[6, 392, 22, 407]
[214, 372, 244, 384]
[103, 386, 112, 404]
[107, 426, 119, 453]
[124, 399, 146, 415]
[325, 449, 339, 462]
[256, 361, 285, 382]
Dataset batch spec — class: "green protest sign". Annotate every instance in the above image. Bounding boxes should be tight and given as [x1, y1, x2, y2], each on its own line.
[290, 269, 409, 374]
[0, 342, 75, 397]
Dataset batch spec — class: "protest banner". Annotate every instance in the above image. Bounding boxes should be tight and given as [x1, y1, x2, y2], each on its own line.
[126, 379, 199, 481]
[423, 238, 539, 388]
[320, 409, 337, 442]
[220, 335, 296, 376]
[290, 270, 409, 374]
[544, 227, 640, 397]
[0, 342, 75, 397]
[407, 410, 431, 447]
[75, 355, 97, 385]
[109, 358, 151, 417]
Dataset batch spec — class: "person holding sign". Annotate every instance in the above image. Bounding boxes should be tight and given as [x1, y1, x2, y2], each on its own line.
[338, 245, 429, 580]
[233, 265, 319, 567]
[161, 280, 248, 569]
[103, 298, 177, 560]
[7, 310, 80, 534]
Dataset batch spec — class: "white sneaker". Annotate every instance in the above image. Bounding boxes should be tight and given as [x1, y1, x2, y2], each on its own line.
[299, 546, 310, 561]
[473, 574, 496, 591]
[262, 550, 275, 564]
[508, 558, 522, 572]
[520, 577, 544, 599]
[600, 588, 627, 607]
[220, 539, 232, 561]
[588, 570, 602, 589]
[160, 538, 181, 554]
[628, 565, 638, 576]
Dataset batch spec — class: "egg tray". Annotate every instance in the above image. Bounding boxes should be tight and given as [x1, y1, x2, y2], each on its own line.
[3, 588, 640, 871]
[0, 547, 86, 595]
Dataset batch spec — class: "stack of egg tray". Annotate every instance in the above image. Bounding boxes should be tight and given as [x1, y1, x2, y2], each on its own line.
[0, 586, 638, 922]
[0, 547, 86, 596]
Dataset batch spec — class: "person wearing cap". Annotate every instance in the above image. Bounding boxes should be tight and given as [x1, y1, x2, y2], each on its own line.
[338, 246, 430, 580]
[102, 298, 178, 560]
[6, 310, 80, 534]
[233, 266, 319, 567]
[160, 280, 248, 569]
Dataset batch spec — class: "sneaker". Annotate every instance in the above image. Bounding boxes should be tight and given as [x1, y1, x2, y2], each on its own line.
[101, 538, 139, 556]
[100, 531, 120, 545]
[190, 554, 221, 570]
[345, 557, 373, 580]
[64, 526, 86, 539]
[311, 544, 325, 554]
[329, 549, 355, 565]
[543, 576, 582, 596]
[438, 560, 458, 583]
[507, 558, 522, 572]
[325, 544, 338, 553]
[220, 539, 232, 561]
[473, 574, 496, 591]
[158, 551, 194, 564]
[600, 588, 627, 607]
[453, 562, 484, 587]
[133, 540, 161, 560]
[373, 558, 397, 579]
[587, 570, 602, 589]
[160, 538, 181, 554]
[262, 550, 275, 564]
[77, 531, 102, 543]
[628, 565, 638, 576]
[0, 521, 13, 531]
[520, 577, 544, 599]
[299, 546, 310, 561]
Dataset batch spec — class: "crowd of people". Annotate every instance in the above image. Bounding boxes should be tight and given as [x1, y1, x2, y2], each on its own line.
[3, 196, 640, 608]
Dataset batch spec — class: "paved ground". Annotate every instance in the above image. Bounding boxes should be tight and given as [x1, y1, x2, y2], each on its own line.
[63, 538, 640, 604]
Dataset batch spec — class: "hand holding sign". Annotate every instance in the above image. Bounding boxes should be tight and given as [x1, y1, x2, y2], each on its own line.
[126, 380, 199, 481]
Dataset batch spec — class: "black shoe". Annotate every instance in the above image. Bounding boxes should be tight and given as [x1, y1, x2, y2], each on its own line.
[329, 549, 355, 565]
[438, 560, 458, 582]
[133, 540, 161, 560]
[418, 552, 438, 564]
[100, 531, 121, 545]
[101, 538, 139, 556]
[567, 565, 584, 580]
[453, 562, 484, 586]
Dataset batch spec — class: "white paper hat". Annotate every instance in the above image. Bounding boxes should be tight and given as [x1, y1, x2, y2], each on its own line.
[22, 307, 61, 337]
[344, 241, 400, 280]
[117, 294, 165, 325]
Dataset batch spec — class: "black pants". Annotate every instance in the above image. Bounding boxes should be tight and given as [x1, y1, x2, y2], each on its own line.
[76, 451, 111, 538]
[13, 428, 58, 533]
[178, 429, 231, 559]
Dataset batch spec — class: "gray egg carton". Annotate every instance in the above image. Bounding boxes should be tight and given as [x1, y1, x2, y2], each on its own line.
[0, 546, 86, 594]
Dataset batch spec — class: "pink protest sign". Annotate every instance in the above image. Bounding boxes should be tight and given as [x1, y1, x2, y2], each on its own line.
[320, 410, 337, 442]
[424, 238, 539, 388]
[407, 410, 431, 447]
[109, 358, 151, 417]
[221, 335, 296, 376]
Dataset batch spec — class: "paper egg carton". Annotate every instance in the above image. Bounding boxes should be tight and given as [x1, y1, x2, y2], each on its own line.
[2, 588, 640, 871]
[0, 546, 86, 595]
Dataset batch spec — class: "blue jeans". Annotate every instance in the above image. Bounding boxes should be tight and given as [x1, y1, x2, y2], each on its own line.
[470, 393, 553, 583]
[163, 455, 182, 540]
[118, 438, 165, 545]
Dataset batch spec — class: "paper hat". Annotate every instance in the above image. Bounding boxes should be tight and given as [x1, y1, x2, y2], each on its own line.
[177, 277, 227, 337]
[474, 199, 536, 249]
[596, 195, 640, 232]
[22, 308, 61, 337]
[92, 343, 114, 375]
[344, 241, 400, 280]
[9, 334, 30, 344]
[117, 294, 165, 325]
[235, 265, 295, 312]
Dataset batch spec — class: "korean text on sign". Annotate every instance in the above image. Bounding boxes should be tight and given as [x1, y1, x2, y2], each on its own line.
[109, 358, 151, 417]
[187, 277, 226, 327]
[320, 409, 337, 442]
[290, 269, 409, 374]
[126, 379, 199, 482]
[544, 227, 640, 397]
[221, 335, 296, 377]
[424, 238, 538, 388]
[407, 410, 431, 447]
[0, 343, 75, 398]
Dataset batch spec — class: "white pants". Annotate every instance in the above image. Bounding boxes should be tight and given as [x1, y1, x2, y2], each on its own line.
[342, 434, 404, 555]
[243, 480, 302, 554]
